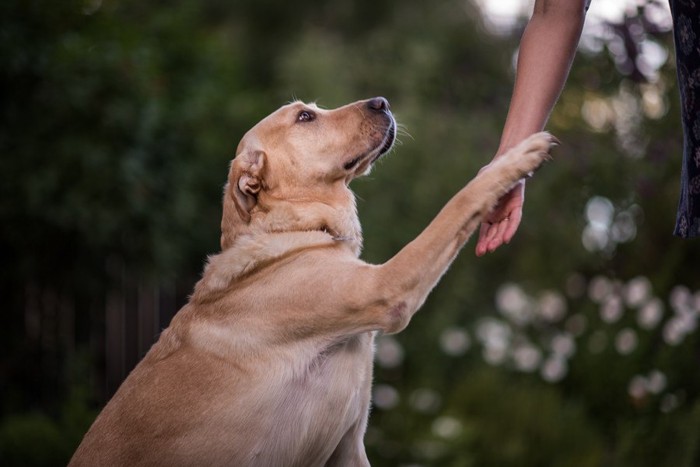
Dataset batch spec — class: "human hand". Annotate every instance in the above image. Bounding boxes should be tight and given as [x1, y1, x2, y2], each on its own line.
[475, 179, 525, 256]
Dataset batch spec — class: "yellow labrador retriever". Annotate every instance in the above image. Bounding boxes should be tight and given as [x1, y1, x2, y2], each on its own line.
[70, 97, 555, 466]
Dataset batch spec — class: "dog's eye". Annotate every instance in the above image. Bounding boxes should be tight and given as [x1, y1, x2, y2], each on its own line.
[297, 110, 316, 123]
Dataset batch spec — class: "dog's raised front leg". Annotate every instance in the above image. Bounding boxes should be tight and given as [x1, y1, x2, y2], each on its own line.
[355, 132, 556, 334]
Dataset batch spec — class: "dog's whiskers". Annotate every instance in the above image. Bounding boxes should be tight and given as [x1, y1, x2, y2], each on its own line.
[396, 123, 412, 140]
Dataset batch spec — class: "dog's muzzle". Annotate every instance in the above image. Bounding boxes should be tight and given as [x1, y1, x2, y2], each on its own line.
[366, 97, 396, 163]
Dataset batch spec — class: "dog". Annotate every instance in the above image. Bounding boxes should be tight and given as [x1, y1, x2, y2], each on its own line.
[70, 97, 555, 466]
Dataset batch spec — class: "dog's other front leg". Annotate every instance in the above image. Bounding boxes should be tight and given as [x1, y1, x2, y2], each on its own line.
[361, 132, 556, 334]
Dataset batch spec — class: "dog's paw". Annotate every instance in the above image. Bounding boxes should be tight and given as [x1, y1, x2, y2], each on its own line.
[471, 132, 557, 205]
[499, 132, 558, 180]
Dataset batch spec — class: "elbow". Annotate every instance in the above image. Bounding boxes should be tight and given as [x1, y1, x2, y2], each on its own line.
[349, 264, 419, 335]
[382, 301, 411, 335]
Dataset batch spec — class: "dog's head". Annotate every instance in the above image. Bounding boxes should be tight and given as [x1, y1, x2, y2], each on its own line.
[221, 97, 396, 251]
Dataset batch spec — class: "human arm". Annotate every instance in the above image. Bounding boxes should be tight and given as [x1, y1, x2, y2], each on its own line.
[475, 0, 587, 256]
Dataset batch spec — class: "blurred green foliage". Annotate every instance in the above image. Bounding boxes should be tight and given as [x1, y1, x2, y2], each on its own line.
[2, 0, 699, 465]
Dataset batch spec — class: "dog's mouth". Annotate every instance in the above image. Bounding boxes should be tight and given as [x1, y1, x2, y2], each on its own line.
[346, 116, 397, 176]
[371, 118, 397, 164]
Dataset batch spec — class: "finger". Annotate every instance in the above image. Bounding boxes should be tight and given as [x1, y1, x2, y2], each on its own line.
[488, 219, 509, 252]
[475, 223, 491, 256]
[502, 208, 523, 244]
[483, 221, 499, 246]
[474, 222, 488, 256]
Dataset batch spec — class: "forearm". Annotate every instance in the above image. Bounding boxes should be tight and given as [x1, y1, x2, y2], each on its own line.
[497, 0, 586, 156]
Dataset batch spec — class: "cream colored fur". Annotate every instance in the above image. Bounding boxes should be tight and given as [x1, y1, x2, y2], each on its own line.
[70, 97, 555, 466]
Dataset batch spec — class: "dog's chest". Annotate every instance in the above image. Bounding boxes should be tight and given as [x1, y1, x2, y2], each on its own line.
[294, 332, 375, 408]
[253, 332, 376, 461]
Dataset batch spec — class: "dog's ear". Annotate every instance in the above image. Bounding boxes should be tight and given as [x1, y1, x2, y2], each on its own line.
[229, 150, 266, 223]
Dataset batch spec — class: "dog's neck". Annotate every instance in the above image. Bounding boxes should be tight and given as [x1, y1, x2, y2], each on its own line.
[221, 191, 364, 257]
[194, 229, 342, 298]
[202, 198, 363, 297]
[258, 199, 363, 255]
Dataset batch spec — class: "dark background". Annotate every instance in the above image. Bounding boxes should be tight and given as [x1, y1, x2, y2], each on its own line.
[2, 0, 699, 465]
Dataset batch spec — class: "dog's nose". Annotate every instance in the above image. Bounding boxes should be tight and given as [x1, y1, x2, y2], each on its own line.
[367, 97, 390, 112]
